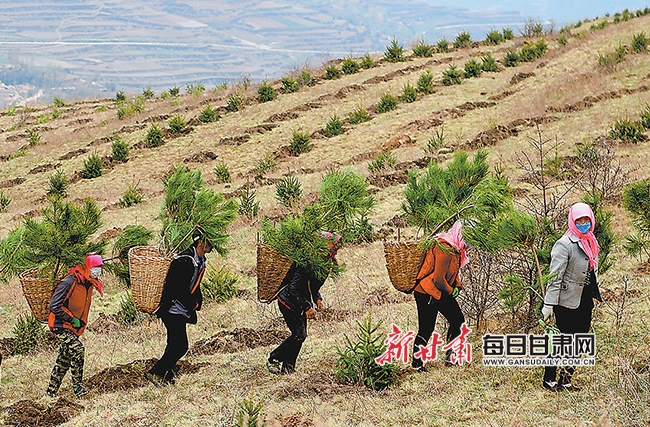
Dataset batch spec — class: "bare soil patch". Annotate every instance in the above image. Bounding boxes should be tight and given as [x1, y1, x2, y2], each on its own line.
[58, 148, 88, 161]
[183, 150, 218, 163]
[219, 135, 250, 146]
[0, 177, 26, 188]
[28, 163, 60, 175]
[401, 117, 444, 133]
[510, 72, 535, 85]
[188, 328, 290, 356]
[85, 359, 208, 393]
[265, 111, 300, 123]
[246, 123, 279, 134]
[1, 398, 83, 427]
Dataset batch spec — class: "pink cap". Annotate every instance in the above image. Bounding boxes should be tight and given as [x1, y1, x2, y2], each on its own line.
[85, 253, 104, 268]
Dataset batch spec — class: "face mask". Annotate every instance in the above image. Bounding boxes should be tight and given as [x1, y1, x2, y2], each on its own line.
[90, 267, 102, 279]
[576, 221, 591, 234]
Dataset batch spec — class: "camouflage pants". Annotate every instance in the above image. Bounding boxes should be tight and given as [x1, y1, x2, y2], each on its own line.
[46, 329, 85, 395]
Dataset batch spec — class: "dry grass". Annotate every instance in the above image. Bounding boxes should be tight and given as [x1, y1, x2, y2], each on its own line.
[2, 12, 650, 426]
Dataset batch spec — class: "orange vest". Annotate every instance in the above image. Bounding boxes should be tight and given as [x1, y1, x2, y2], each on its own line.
[414, 241, 462, 300]
[48, 275, 93, 336]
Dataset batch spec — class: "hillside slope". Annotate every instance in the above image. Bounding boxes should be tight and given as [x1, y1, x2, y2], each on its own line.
[0, 11, 649, 427]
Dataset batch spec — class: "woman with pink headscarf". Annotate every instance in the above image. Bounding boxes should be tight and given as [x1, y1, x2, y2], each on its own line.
[542, 202, 602, 392]
[411, 220, 468, 372]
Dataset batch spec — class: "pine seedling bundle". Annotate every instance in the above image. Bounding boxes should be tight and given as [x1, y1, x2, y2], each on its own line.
[159, 164, 238, 255]
[0, 198, 106, 283]
[262, 168, 375, 280]
[401, 150, 514, 250]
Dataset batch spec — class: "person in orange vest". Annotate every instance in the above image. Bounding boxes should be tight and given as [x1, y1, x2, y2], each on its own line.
[411, 220, 468, 372]
[46, 253, 104, 398]
[146, 230, 211, 386]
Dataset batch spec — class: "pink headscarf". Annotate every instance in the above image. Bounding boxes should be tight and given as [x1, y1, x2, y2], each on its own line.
[564, 203, 600, 270]
[435, 220, 469, 268]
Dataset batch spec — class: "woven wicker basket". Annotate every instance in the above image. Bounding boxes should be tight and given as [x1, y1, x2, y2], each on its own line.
[128, 246, 173, 314]
[19, 268, 55, 322]
[257, 244, 293, 303]
[383, 240, 427, 293]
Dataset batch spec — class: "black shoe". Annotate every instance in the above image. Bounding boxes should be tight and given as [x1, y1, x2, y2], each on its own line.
[267, 359, 282, 375]
[560, 383, 581, 392]
[146, 372, 168, 387]
[281, 363, 295, 374]
[413, 365, 428, 373]
[73, 385, 88, 398]
[542, 380, 562, 392]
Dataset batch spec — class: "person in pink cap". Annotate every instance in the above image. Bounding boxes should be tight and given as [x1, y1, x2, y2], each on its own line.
[46, 253, 104, 398]
[411, 220, 468, 372]
[542, 202, 602, 392]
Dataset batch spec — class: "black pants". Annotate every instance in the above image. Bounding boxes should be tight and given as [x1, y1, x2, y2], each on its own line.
[269, 300, 307, 370]
[149, 313, 188, 380]
[543, 288, 594, 384]
[412, 291, 465, 367]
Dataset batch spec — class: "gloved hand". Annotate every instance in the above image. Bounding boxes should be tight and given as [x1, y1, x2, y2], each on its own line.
[541, 305, 554, 321]
[71, 317, 81, 328]
[305, 307, 317, 320]
[451, 287, 460, 298]
[316, 298, 324, 311]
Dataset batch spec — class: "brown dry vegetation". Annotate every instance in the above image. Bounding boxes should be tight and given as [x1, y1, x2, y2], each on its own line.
[1, 14, 650, 427]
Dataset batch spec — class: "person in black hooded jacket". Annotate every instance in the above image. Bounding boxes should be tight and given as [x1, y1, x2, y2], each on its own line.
[267, 232, 341, 374]
[146, 232, 210, 386]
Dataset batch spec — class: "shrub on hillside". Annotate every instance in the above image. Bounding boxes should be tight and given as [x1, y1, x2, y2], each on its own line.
[632, 32, 649, 53]
[119, 182, 143, 208]
[169, 86, 180, 97]
[360, 54, 376, 69]
[145, 124, 164, 148]
[26, 128, 41, 146]
[442, 64, 463, 85]
[298, 70, 313, 86]
[453, 31, 472, 49]
[367, 149, 396, 174]
[257, 82, 277, 103]
[558, 35, 568, 46]
[463, 59, 482, 78]
[118, 293, 144, 326]
[275, 176, 303, 210]
[0, 191, 10, 212]
[168, 115, 187, 134]
[335, 315, 399, 390]
[424, 126, 446, 154]
[325, 65, 341, 80]
[485, 29, 504, 45]
[609, 119, 645, 143]
[639, 104, 650, 129]
[202, 265, 238, 302]
[13, 314, 49, 355]
[436, 38, 450, 52]
[417, 70, 435, 94]
[481, 54, 499, 72]
[142, 86, 154, 99]
[503, 50, 520, 67]
[383, 38, 405, 62]
[412, 38, 434, 57]
[53, 96, 66, 107]
[82, 153, 103, 179]
[519, 39, 548, 62]
[238, 187, 260, 220]
[111, 136, 129, 162]
[348, 106, 370, 124]
[281, 76, 299, 94]
[198, 105, 219, 123]
[324, 115, 344, 137]
[226, 93, 244, 112]
[623, 178, 650, 262]
[214, 162, 231, 184]
[290, 130, 312, 155]
[254, 154, 277, 176]
[46, 170, 68, 199]
[376, 93, 399, 113]
[520, 18, 545, 37]
[341, 57, 360, 74]
[502, 28, 514, 40]
[399, 83, 417, 103]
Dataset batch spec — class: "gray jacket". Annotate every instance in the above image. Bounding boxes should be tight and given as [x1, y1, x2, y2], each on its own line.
[544, 234, 601, 309]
